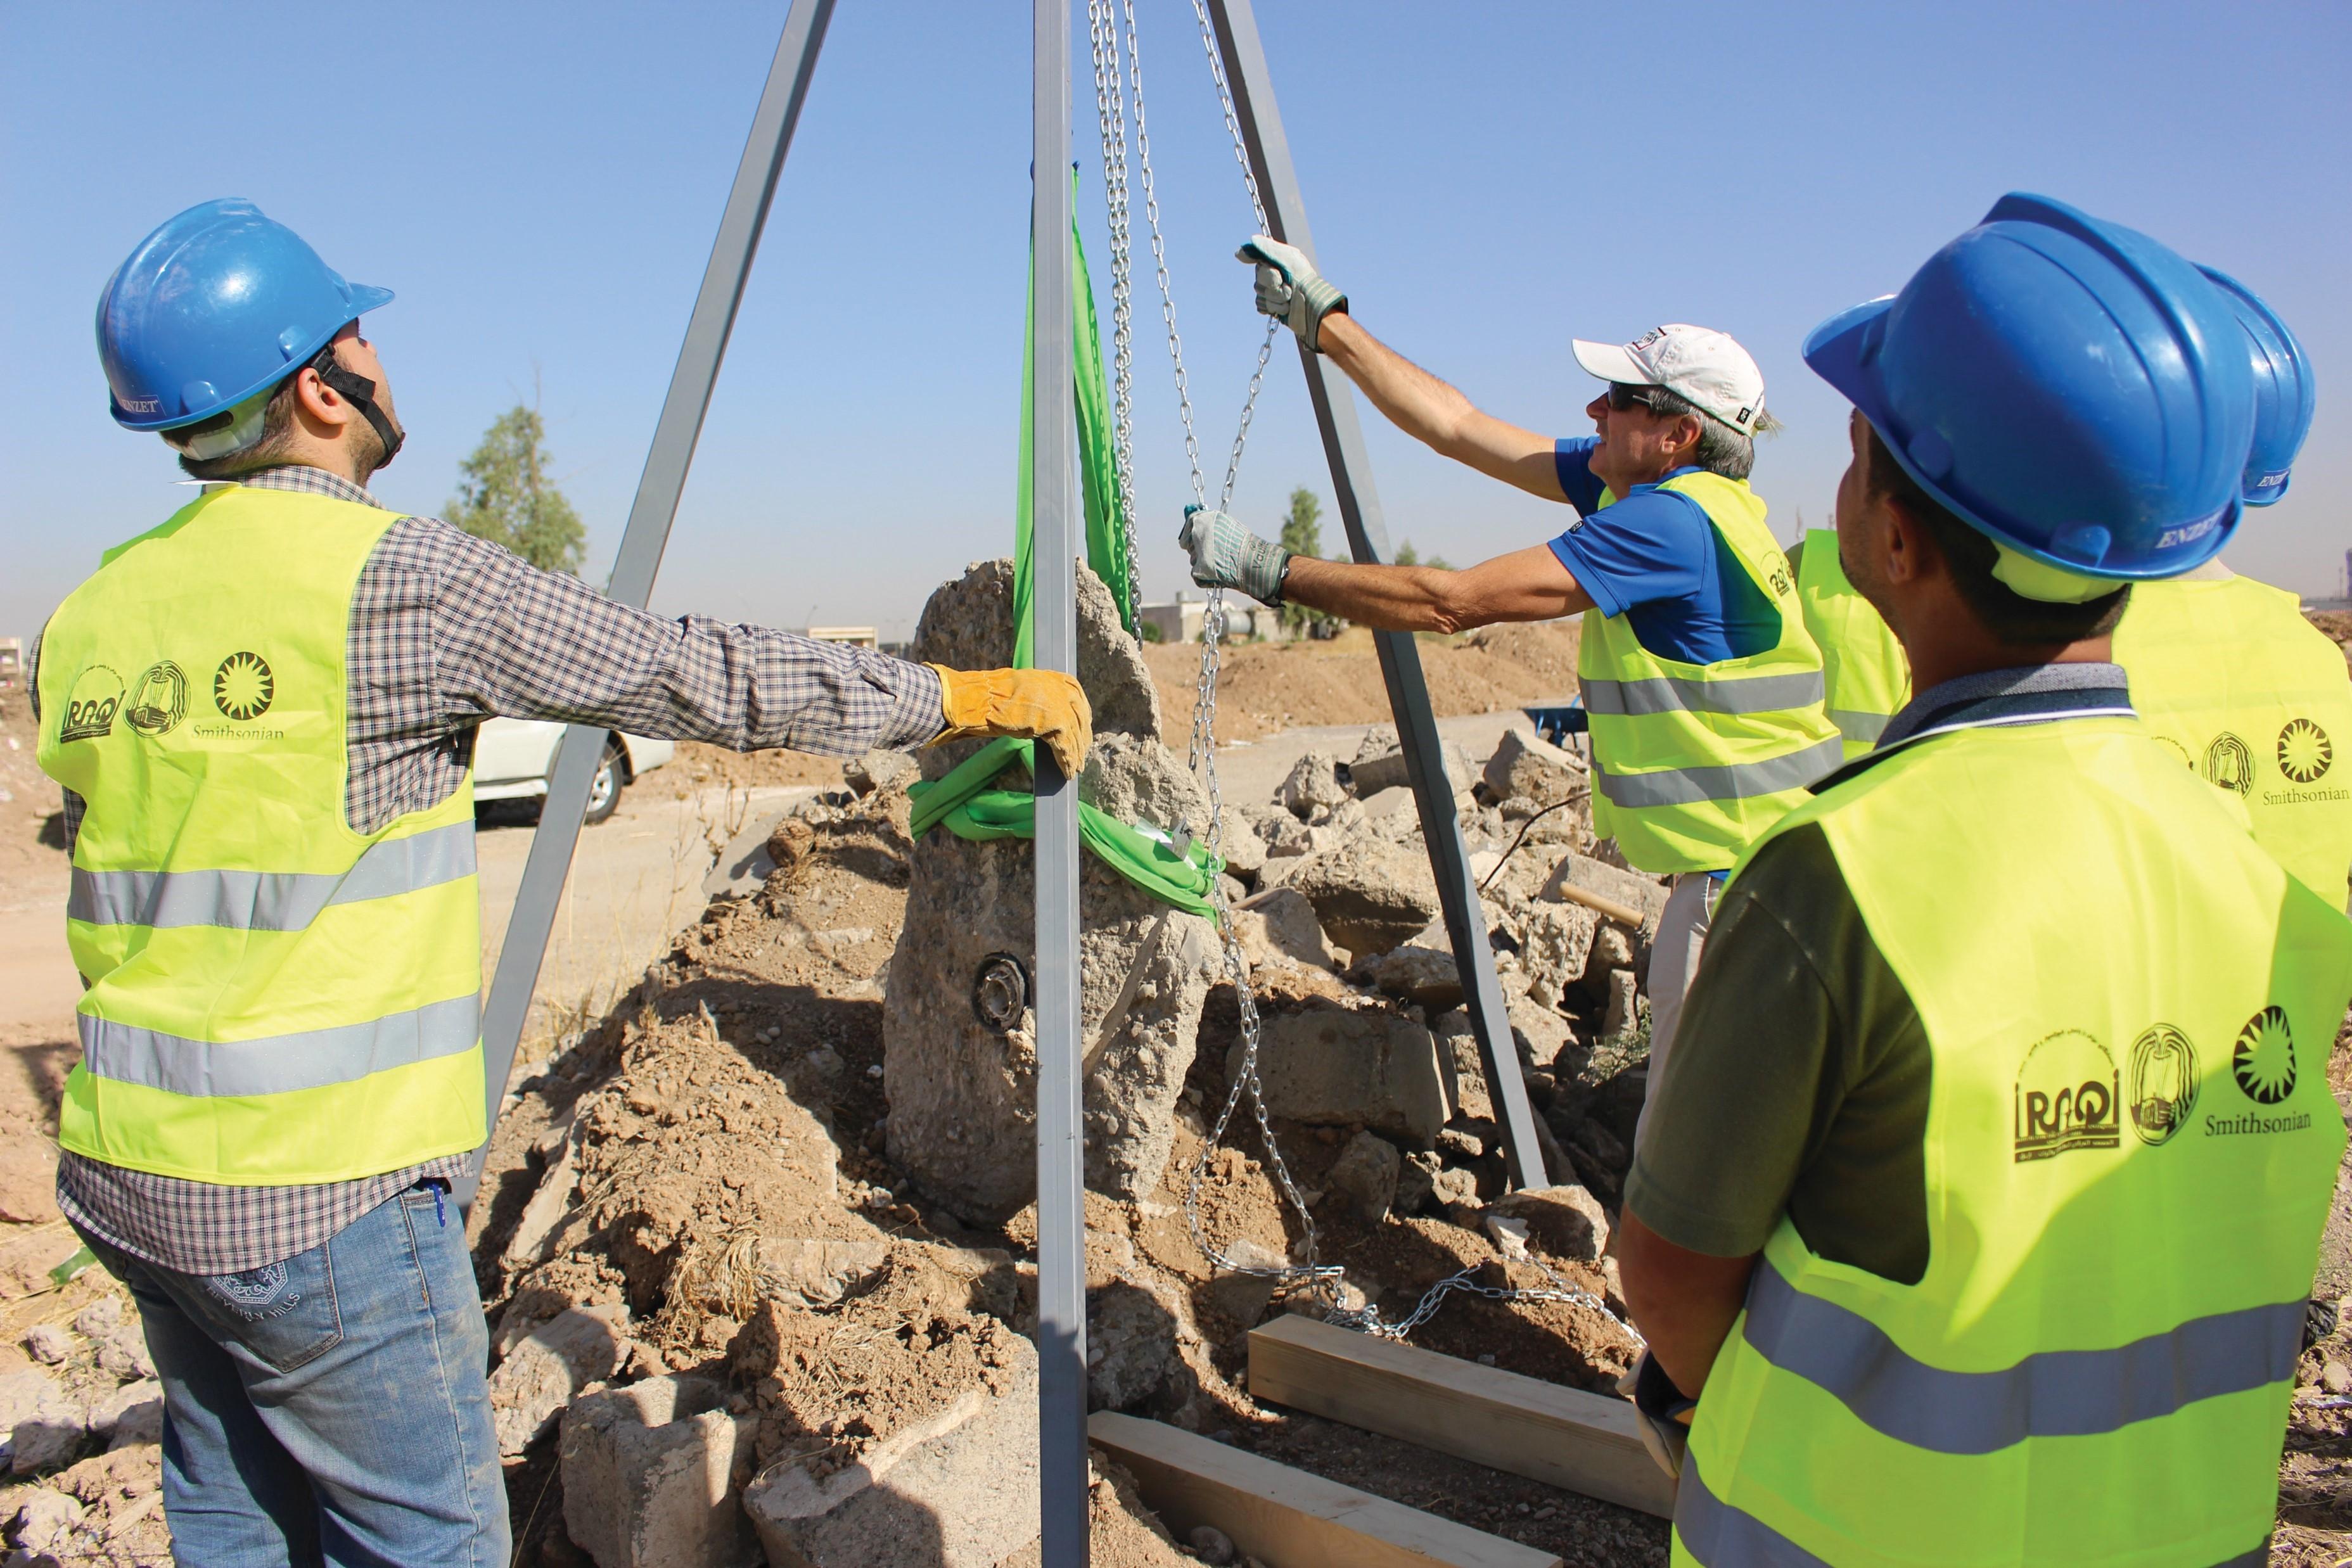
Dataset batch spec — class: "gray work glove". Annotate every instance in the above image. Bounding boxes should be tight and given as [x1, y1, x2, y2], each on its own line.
[1179, 505, 1293, 606]
[1618, 1351, 1696, 1480]
[1237, 234, 1347, 352]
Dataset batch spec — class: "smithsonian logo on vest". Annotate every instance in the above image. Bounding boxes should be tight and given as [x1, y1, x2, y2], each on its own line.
[2208, 1005, 2312, 1138]
[193, 651, 284, 741]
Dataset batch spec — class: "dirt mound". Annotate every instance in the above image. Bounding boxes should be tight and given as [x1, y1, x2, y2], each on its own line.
[2306, 609, 2352, 665]
[1145, 621, 1578, 745]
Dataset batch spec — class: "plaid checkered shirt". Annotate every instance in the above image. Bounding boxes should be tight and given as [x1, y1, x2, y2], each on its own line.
[37, 464, 943, 1275]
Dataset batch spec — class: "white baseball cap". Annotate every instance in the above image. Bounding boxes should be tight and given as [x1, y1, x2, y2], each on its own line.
[1572, 324, 1767, 436]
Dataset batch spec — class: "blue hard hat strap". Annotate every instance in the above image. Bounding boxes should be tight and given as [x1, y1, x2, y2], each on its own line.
[305, 340, 404, 469]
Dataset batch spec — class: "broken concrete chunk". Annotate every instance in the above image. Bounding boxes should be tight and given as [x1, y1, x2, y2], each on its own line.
[489, 1306, 628, 1457]
[7, 1488, 86, 1555]
[1483, 1214, 1532, 1261]
[1348, 736, 1476, 799]
[1395, 1151, 1441, 1216]
[1327, 1131, 1402, 1224]
[1518, 902, 1599, 1010]
[22, 1325, 70, 1365]
[888, 564, 1220, 1220]
[1483, 727, 1586, 812]
[1601, 968, 1642, 1045]
[743, 1333, 1040, 1568]
[1214, 817, 1267, 880]
[69, 1298, 121, 1339]
[1489, 1184, 1613, 1261]
[1232, 887, 1341, 974]
[1430, 1012, 1494, 1122]
[86, 1379, 160, 1442]
[1088, 1282, 1177, 1412]
[1276, 750, 1350, 819]
[1505, 991, 1578, 1074]
[845, 749, 919, 797]
[1541, 853, 1669, 927]
[1240, 1006, 1450, 1145]
[1286, 836, 1443, 959]
[760, 1239, 891, 1308]
[8, 1370, 86, 1474]
[560, 1374, 756, 1568]
[1429, 1165, 1481, 1217]
[1367, 928, 1463, 1009]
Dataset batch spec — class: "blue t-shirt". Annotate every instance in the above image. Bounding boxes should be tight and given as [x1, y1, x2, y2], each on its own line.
[1547, 437, 1777, 665]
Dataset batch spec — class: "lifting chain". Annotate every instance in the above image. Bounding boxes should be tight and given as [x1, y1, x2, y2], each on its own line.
[1083, 0, 1637, 1353]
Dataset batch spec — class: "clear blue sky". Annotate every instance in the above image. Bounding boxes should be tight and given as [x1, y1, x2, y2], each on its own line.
[6, 2, 2348, 647]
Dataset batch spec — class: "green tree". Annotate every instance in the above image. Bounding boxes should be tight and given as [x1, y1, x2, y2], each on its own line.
[1392, 539, 1452, 570]
[447, 404, 587, 574]
[1279, 487, 1337, 634]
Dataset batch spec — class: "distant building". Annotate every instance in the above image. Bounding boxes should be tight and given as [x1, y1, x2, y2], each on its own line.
[802, 625, 879, 649]
[1137, 592, 1279, 645]
[0, 637, 21, 691]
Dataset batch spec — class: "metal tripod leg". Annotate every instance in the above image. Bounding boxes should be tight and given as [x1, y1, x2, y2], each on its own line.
[461, 0, 839, 1208]
[1203, 0, 1550, 1192]
[1030, 1, 1090, 1561]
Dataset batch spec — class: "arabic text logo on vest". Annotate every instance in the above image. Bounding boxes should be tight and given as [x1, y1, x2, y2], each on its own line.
[124, 661, 188, 738]
[2012, 1029, 2120, 1163]
[60, 665, 124, 743]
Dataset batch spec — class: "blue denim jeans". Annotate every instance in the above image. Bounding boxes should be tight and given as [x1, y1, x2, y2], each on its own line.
[73, 1182, 509, 1568]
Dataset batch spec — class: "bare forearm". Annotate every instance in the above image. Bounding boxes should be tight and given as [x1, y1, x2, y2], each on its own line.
[1618, 1212, 1756, 1397]
[1282, 544, 1591, 634]
[1282, 556, 1467, 634]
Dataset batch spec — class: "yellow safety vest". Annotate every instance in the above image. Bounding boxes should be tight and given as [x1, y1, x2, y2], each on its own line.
[1794, 527, 1910, 760]
[1679, 716, 2351, 1567]
[2114, 572, 2352, 910]
[1579, 473, 1842, 874]
[36, 485, 485, 1185]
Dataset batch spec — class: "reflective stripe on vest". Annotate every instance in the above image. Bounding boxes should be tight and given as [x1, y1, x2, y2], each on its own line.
[79, 992, 480, 1098]
[1739, 1258, 2304, 1455]
[1793, 528, 1910, 763]
[1576, 474, 1839, 874]
[35, 484, 487, 1184]
[1595, 736, 1845, 809]
[1673, 1450, 2274, 1568]
[68, 819, 475, 931]
[2112, 573, 2352, 909]
[1679, 717, 2351, 1566]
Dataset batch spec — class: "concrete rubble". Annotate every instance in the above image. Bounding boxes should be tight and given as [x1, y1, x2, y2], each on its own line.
[414, 570, 1682, 1563]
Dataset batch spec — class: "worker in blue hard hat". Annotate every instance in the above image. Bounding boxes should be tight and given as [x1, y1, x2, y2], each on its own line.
[1789, 257, 2352, 909]
[32, 198, 1090, 1562]
[1182, 237, 1841, 1152]
[1613, 193, 2350, 1565]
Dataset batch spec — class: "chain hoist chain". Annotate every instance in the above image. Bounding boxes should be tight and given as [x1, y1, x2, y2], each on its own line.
[1086, 0, 1635, 1349]
[1086, 0, 1142, 627]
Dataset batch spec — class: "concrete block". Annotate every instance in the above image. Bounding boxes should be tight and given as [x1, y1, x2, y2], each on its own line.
[560, 1375, 756, 1568]
[1483, 727, 1585, 812]
[1237, 1006, 1450, 1145]
[490, 1307, 628, 1456]
[744, 1334, 1039, 1568]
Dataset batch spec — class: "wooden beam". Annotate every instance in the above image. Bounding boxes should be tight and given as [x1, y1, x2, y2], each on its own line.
[1247, 1316, 1677, 1519]
[1087, 1412, 1559, 1568]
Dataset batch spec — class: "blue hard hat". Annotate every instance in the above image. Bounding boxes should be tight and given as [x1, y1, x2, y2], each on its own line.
[1803, 192, 2254, 580]
[2197, 265, 2313, 506]
[96, 198, 393, 431]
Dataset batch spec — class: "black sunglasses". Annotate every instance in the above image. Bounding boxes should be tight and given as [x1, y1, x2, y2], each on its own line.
[1604, 383, 1661, 413]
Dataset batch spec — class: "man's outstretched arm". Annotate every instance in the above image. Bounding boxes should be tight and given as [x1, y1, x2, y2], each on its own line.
[1178, 509, 1590, 634]
[1240, 236, 1564, 502]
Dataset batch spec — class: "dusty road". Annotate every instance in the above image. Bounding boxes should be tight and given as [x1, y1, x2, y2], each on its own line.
[0, 778, 819, 1065]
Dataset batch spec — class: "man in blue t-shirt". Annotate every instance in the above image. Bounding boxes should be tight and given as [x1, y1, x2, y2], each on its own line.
[1180, 236, 1808, 1139]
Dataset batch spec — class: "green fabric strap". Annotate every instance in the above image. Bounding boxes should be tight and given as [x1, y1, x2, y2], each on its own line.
[908, 737, 1223, 919]
[1016, 167, 1135, 666]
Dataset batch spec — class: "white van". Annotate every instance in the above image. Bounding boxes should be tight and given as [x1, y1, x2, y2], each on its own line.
[471, 718, 675, 824]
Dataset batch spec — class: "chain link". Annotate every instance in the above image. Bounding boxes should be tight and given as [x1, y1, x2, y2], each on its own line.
[1082, 0, 1637, 1351]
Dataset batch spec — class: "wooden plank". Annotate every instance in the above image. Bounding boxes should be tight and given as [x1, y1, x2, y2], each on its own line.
[1247, 1316, 1677, 1519]
[1087, 1412, 1559, 1568]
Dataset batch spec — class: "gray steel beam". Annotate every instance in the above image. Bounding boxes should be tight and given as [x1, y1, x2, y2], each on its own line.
[463, 0, 838, 1204]
[1030, 0, 1089, 1562]
[1203, 0, 1549, 1190]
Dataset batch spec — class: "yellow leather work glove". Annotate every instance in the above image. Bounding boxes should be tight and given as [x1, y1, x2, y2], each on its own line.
[928, 665, 1094, 778]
